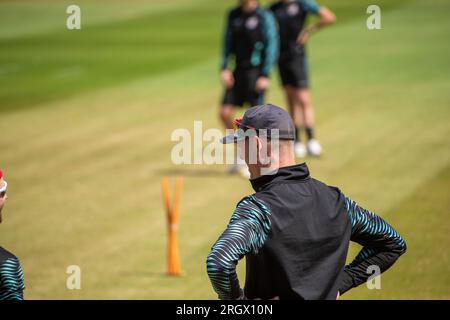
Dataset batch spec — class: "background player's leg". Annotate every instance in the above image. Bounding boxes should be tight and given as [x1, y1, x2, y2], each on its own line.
[297, 88, 314, 128]
[285, 85, 307, 158]
[297, 88, 322, 156]
[219, 104, 235, 130]
[220, 103, 247, 177]
[220, 104, 239, 171]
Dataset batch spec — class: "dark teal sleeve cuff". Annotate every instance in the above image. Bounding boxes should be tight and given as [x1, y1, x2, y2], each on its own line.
[299, 0, 321, 14]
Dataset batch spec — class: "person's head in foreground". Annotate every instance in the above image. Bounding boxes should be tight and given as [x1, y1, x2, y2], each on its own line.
[0, 169, 8, 224]
[207, 103, 407, 300]
[0, 169, 25, 301]
[222, 104, 296, 179]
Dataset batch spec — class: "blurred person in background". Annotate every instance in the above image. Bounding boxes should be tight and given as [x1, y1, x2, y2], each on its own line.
[269, 0, 336, 157]
[220, 0, 279, 177]
[0, 169, 25, 300]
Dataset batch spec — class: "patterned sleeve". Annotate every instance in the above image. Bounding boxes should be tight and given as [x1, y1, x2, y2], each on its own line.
[206, 195, 271, 300]
[339, 196, 407, 294]
[298, 0, 321, 14]
[0, 258, 25, 300]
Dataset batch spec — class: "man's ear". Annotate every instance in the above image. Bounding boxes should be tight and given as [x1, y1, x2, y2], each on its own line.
[254, 136, 261, 165]
[256, 136, 272, 166]
[256, 136, 263, 152]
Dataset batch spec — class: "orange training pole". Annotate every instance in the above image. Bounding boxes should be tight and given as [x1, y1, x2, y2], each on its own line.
[161, 176, 182, 276]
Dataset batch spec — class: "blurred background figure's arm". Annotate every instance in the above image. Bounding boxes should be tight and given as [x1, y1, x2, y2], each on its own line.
[220, 10, 234, 89]
[298, 2, 336, 45]
[256, 10, 279, 92]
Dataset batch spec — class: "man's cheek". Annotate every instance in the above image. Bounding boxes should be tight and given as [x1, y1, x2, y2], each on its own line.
[237, 145, 245, 160]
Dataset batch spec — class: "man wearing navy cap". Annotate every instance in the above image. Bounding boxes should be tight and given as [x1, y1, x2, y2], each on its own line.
[0, 170, 25, 300]
[206, 104, 406, 300]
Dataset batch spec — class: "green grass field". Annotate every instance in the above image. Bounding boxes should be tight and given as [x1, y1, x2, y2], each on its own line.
[0, 0, 449, 299]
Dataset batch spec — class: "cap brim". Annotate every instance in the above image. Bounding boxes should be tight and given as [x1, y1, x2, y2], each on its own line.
[221, 134, 245, 144]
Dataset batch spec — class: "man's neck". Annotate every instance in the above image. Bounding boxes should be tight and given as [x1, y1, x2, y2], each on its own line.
[249, 158, 297, 180]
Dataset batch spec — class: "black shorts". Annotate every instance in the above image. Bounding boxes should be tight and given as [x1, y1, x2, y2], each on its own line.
[222, 68, 265, 108]
[278, 53, 309, 89]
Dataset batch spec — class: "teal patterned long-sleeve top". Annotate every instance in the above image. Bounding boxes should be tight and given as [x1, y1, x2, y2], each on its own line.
[0, 247, 25, 300]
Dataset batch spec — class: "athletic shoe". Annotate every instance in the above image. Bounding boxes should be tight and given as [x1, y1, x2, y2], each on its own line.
[307, 139, 322, 157]
[294, 142, 307, 158]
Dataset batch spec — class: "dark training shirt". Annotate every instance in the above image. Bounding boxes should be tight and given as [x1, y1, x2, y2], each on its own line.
[206, 164, 406, 300]
[269, 0, 320, 56]
[221, 6, 279, 76]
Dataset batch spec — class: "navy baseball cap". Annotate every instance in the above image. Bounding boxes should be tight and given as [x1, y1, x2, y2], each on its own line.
[221, 104, 296, 144]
